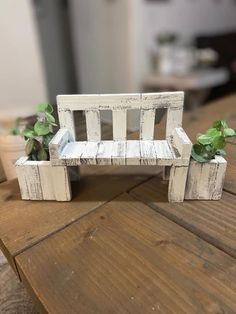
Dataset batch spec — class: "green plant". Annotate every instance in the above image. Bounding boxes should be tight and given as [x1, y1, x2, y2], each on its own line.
[9, 118, 22, 136]
[191, 120, 236, 163]
[23, 103, 57, 161]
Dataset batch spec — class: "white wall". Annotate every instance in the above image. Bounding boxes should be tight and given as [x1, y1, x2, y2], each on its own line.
[145, 0, 236, 52]
[0, 0, 48, 120]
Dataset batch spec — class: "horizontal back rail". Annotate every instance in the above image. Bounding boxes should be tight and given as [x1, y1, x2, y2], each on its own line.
[57, 92, 184, 141]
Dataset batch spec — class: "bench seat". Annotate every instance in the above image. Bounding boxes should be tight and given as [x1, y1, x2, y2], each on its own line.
[51, 140, 183, 166]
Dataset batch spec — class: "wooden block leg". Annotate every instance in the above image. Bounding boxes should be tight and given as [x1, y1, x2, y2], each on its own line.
[168, 165, 188, 202]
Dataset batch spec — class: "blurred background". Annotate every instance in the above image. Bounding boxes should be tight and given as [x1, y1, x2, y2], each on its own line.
[0, 0, 236, 181]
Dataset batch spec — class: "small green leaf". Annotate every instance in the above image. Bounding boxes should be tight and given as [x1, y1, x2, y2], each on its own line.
[23, 128, 37, 139]
[221, 120, 228, 128]
[37, 102, 53, 113]
[216, 149, 226, 156]
[212, 136, 225, 149]
[206, 128, 221, 138]
[197, 134, 212, 145]
[223, 128, 236, 137]
[191, 144, 208, 163]
[25, 139, 34, 155]
[34, 121, 50, 136]
[37, 148, 48, 161]
[45, 111, 56, 124]
[213, 120, 222, 129]
[43, 134, 54, 149]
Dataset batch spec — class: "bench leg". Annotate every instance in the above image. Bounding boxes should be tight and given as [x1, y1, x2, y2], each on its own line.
[168, 165, 188, 202]
[162, 166, 170, 181]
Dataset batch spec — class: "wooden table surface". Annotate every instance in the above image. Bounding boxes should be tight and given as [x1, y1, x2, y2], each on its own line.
[0, 95, 236, 313]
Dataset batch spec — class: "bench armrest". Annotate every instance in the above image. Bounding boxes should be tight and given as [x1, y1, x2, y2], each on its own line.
[172, 127, 192, 159]
[49, 128, 73, 160]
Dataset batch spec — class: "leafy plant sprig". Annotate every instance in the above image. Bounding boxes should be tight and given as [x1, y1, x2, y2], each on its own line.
[23, 103, 57, 161]
[191, 120, 236, 163]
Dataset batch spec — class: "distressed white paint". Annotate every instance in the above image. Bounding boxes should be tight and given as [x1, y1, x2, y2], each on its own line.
[140, 141, 156, 165]
[113, 110, 127, 140]
[49, 128, 73, 160]
[57, 92, 183, 112]
[185, 156, 227, 200]
[166, 107, 183, 139]
[61, 142, 87, 166]
[15, 158, 71, 201]
[85, 110, 101, 141]
[168, 165, 189, 202]
[15, 156, 30, 200]
[96, 141, 114, 165]
[154, 140, 175, 166]
[58, 108, 76, 140]
[43, 92, 191, 202]
[112, 141, 126, 165]
[80, 142, 99, 165]
[140, 109, 155, 140]
[172, 127, 192, 159]
[126, 141, 141, 165]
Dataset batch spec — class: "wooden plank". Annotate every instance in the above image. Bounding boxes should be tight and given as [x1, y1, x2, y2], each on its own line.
[185, 157, 227, 200]
[112, 110, 127, 140]
[49, 128, 72, 160]
[126, 141, 141, 165]
[0, 171, 152, 279]
[85, 110, 101, 141]
[153, 140, 175, 166]
[38, 162, 71, 201]
[96, 141, 113, 165]
[130, 176, 236, 257]
[139, 141, 156, 165]
[80, 142, 99, 165]
[168, 166, 188, 202]
[166, 107, 183, 139]
[16, 193, 236, 314]
[57, 108, 76, 140]
[23, 161, 43, 201]
[139, 109, 155, 140]
[112, 141, 126, 165]
[172, 127, 192, 159]
[15, 157, 29, 200]
[61, 142, 87, 166]
[57, 92, 184, 111]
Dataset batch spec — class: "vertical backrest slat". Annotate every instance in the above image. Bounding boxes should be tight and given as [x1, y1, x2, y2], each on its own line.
[58, 109, 76, 140]
[85, 110, 101, 141]
[166, 107, 183, 140]
[112, 110, 127, 140]
[140, 109, 155, 140]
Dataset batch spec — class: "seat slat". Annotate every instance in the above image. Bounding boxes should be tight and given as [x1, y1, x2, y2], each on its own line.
[61, 142, 87, 166]
[112, 141, 126, 165]
[126, 141, 141, 165]
[58, 140, 176, 166]
[140, 141, 156, 165]
[85, 110, 101, 141]
[96, 141, 114, 165]
[80, 142, 99, 165]
[154, 141, 175, 166]
[140, 109, 155, 140]
[113, 110, 127, 140]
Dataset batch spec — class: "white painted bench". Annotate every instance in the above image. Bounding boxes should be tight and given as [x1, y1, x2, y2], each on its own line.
[49, 92, 192, 202]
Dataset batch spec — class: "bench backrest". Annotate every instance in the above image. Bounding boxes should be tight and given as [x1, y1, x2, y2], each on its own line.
[57, 92, 184, 141]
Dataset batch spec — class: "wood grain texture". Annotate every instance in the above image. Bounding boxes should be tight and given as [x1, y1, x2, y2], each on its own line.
[139, 109, 155, 140]
[16, 193, 236, 314]
[49, 128, 72, 160]
[130, 176, 236, 257]
[85, 110, 101, 141]
[0, 171, 153, 279]
[185, 157, 227, 200]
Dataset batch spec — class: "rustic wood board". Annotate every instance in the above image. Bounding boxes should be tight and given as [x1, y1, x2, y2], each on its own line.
[130, 177, 236, 258]
[0, 168, 158, 276]
[16, 193, 236, 314]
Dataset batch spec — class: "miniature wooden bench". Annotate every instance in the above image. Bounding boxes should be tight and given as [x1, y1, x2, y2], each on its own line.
[49, 92, 192, 202]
